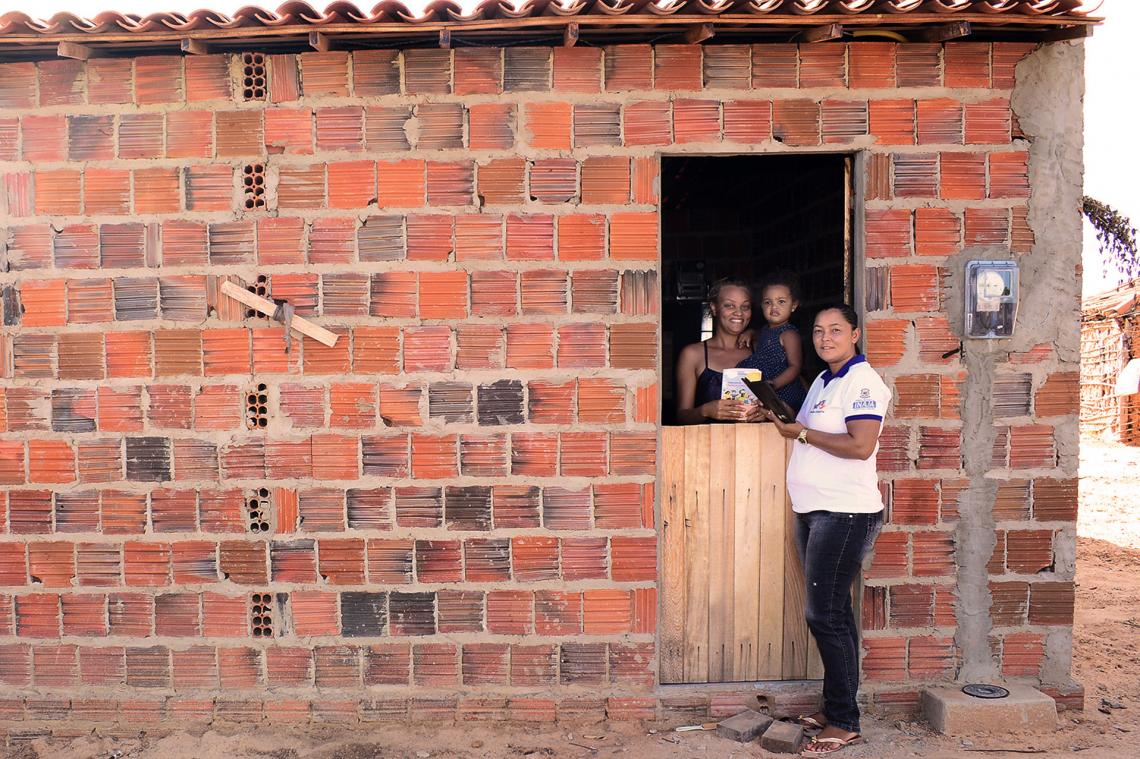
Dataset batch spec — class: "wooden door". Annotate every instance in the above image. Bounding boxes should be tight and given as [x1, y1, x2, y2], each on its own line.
[660, 424, 824, 684]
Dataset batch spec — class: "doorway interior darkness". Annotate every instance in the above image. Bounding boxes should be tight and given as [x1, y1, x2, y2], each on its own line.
[660, 154, 853, 426]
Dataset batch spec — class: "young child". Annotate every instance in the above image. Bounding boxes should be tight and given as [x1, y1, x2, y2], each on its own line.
[740, 271, 809, 413]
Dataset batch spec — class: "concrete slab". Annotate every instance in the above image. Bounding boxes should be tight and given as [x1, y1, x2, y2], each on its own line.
[715, 709, 773, 743]
[759, 720, 804, 753]
[922, 685, 1057, 736]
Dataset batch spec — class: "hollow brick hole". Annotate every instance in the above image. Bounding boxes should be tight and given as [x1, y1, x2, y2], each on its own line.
[243, 164, 266, 211]
[251, 592, 274, 637]
[245, 382, 269, 430]
[241, 52, 267, 101]
[245, 274, 268, 318]
[246, 486, 271, 533]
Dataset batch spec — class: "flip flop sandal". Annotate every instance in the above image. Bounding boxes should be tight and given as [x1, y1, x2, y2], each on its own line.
[801, 734, 862, 756]
[796, 715, 827, 731]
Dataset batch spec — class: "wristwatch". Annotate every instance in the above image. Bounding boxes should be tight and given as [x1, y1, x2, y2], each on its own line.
[796, 428, 809, 445]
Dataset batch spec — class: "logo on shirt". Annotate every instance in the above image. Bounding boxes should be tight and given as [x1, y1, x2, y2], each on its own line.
[851, 387, 877, 410]
[809, 399, 828, 413]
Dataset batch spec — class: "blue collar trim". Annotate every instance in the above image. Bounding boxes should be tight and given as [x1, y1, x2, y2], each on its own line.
[822, 354, 866, 386]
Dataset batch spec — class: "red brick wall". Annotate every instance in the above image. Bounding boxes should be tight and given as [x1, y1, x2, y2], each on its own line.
[0, 41, 1081, 726]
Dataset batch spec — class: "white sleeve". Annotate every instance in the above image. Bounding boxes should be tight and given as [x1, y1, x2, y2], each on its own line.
[843, 371, 890, 423]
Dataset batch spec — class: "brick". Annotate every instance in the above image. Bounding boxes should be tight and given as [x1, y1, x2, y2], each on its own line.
[1009, 425, 1056, 469]
[623, 100, 672, 146]
[462, 643, 510, 685]
[822, 100, 868, 144]
[478, 158, 525, 205]
[350, 49, 399, 96]
[404, 48, 450, 94]
[507, 536, 556, 583]
[866, 209, 912, 259]
[426, 160, 474, 206]
[864, 636, 907, 682]
[1001, 631, 1045, 677]
[989, 151, 1030, 199]
[908, 636, 957, 678]
[940, 152, 986, 200]
[469, 103, 515, 150]
[511, 645, 558, 687]
[1006, 530, 1054, 574]
[0, 62, 37, 107]
[912, 531, 955, 577]
[870, 99, 915, 145]
[773, 100, 819, 146]
[760, 721, 804, 754]
[673, 99, 721, 143]
[265, 107, 313, 155]
[23, 114, 67, 161]
[554, 47, 601, 92]
[611, 536, 656, 581]
[450, 214, 497, 261]
[454, 47, 502, 95]
[892, 153, 938, 199]
[945, 42, 991, 88]
[966, 98, 1012, 144]
[892, 479, 938, 525]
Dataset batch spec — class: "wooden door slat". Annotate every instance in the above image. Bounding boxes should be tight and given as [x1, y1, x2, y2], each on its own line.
[660, 426, 687, 683]
[682, 425, 711, 683]
[732, 424, 763, 681]
[757, 425, 787, 679]
[782, 437, 810, 679]
[707, 424, 736, 682]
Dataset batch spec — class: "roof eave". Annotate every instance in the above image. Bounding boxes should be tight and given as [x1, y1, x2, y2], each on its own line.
[0, 14, 1099, 62]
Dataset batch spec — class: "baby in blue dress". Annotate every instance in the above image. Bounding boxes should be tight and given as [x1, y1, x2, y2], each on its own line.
[739, 271, 809, 413]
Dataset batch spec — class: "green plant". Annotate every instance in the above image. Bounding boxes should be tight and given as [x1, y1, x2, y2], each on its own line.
[1082, 195, 1138, 281]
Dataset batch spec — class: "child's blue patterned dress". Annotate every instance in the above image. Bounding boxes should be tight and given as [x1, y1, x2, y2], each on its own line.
[739, 323, 808, 412]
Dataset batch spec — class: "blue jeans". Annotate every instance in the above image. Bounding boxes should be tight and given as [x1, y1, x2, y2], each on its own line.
[794, 510, 883, 734]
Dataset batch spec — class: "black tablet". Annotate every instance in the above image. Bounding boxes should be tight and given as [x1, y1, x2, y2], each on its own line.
[742, 378, 798, 424]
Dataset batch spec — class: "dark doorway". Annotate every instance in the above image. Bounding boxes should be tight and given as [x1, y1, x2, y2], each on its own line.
[660, 155, 853, 426]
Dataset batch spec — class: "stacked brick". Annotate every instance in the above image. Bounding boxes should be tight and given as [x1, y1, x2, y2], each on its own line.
[0, 40, 1079, 727]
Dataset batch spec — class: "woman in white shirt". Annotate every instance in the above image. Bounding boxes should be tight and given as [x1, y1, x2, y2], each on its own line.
[761, 304, 890, 756]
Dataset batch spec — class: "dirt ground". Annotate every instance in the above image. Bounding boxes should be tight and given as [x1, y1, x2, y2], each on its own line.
[8, 438, 1139, 759]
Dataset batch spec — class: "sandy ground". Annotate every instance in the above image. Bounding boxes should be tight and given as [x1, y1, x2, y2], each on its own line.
[7, 438, 1140, 759]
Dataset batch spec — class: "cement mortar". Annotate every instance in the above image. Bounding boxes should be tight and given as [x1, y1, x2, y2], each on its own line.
[949, 41, 1085, 684]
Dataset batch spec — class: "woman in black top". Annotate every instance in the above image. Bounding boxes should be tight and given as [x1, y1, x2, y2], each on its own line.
[674, 277, 764, 425]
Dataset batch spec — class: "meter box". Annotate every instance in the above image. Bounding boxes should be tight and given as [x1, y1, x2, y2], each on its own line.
[965, 260, 1019, 339]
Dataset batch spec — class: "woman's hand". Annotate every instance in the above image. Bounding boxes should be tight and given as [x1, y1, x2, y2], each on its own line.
[743, 403, 765, 423]
[700, 399, 754, 422]
[763, 408, 804, 439]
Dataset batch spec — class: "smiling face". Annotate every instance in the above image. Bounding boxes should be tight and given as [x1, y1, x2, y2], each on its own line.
[760, 284, 797, 328]
[710, 285, 752, 337]
[813, 308, 860, 368]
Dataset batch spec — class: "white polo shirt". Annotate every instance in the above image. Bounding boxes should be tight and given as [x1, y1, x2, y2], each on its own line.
[786, 355, 890, 515]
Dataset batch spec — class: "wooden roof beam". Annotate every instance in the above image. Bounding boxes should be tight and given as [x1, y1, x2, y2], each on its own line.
[796, 23, 842, 44]
[57, 41, 103, 60]
[1038, 25, 1092, 42]
[685, 23, 715, 45]
[916, 20, 971, 42]
[564, 22, 578, 47]
[439, 28, 451, 48]
[309, 31, 331, 51]
[180, 38, 209, 55]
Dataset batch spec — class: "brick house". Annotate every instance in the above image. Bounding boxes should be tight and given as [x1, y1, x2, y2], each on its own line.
[0, 0, 1091, 732]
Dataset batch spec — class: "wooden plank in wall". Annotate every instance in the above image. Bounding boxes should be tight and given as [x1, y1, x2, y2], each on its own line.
[707, 424, 736, 681]
[757, 425, 787, 679]
[682, 424, 711, 683]
[782, 438, 810, 679]
[660, 427, 687, 684]
[732, 424, 762, 681]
